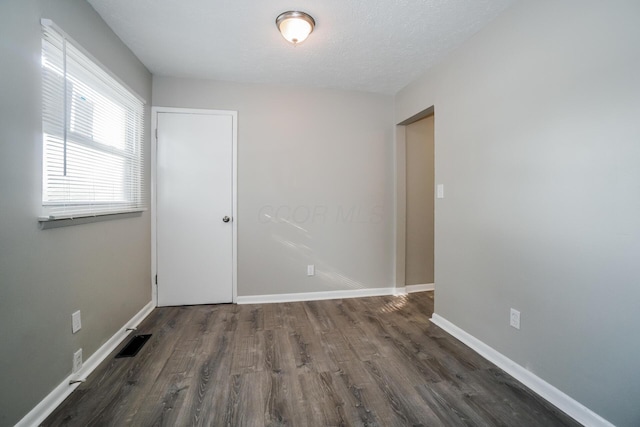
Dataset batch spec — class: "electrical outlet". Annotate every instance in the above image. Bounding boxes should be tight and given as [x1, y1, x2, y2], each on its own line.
[307, 264, 315, 276]
[510, 308, 521, 330]
[72, 310, 81, 334]
[73, 348, 83, 373]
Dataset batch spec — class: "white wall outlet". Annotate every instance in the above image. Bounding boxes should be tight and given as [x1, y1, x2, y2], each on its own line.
[436, 184, 445, 199]
[73, 348, 83, 373]
[307, 264, 315, 276]
[510, 308, 521, 330]
[72, 310, 82, 334]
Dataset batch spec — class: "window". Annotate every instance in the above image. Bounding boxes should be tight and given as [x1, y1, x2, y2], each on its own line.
[41, 21, 145, 220]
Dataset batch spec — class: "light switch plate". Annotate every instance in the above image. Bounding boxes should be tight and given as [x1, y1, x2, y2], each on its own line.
[510, 308, 521, 330]
[72, 310, 81, 334]
[436, 184, 445, 199]
[307, 265, 315, 276]
[73, 348, 83, 373]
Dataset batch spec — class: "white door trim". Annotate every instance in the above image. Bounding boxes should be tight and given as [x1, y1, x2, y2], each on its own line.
[394, 106, 435, 289]
[151, 106, 238, 305]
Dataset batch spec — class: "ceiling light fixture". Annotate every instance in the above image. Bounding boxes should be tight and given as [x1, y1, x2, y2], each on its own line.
[276, 11, 315, 45]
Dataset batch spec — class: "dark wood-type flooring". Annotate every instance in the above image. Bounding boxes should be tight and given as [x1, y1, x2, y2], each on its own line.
[44, 292, 579, 426]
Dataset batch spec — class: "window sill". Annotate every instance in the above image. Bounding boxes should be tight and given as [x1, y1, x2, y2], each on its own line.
[38, 209, 145, 229]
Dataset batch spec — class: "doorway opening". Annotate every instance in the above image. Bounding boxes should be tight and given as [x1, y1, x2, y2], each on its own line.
[395, 106, 435, 294]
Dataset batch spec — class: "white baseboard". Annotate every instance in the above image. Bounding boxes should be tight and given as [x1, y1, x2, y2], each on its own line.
[430, 314, 614, 427]
[16, 301, 155, 427]
[393, 283, 434, 296]
[237, 287, 399, 304]
[406, 283, 434, 293]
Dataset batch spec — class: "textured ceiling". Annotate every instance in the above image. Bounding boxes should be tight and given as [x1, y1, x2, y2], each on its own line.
[87, 0, 517, 95]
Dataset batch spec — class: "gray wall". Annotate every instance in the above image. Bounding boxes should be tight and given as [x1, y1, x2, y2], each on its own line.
[153, 77, 394, 297]
[0, 1, 152, 425]
[395, 1, 640, 425]
[405, 115, 435, 285]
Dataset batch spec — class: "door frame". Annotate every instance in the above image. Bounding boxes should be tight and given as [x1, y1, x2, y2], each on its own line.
[394, 105, 434, 289]
[151, 106, 238, 306]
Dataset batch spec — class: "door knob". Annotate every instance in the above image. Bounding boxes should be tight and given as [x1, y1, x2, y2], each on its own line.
[222, 216, 231, 223]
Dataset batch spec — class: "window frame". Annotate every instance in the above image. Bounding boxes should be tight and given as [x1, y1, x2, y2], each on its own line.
[39, 19, 146, 223]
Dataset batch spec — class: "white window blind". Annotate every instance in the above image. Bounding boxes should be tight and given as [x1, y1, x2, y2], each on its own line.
[41, 21, 146, 220]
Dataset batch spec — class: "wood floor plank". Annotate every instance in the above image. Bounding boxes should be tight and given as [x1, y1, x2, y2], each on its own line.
[362, 358, 442, 426]
[236, 303, 264, 336]
[298, 372, 348, 426]
[44, 292, 581, 427]
[362, 317, 444, 384]
[227, 372, 270, 427]
[263, 301, 285, 330]
[122, 307, 219, 425]
[334, 360, 396, 426]
[319, 298, 360, 328]
[230, 331, 265, 374]
[172, 325, 234, 425]
[125, 312, 216, 427]
[281, 301, 310, 330]
[415, 381, 495, 427]
[321, 329, 355, 364]
[289, 326, 338, 373]
[302, 300, 338, 332]
[341, 325, 381, 361]
[465, 367, 578, 426]
[264, 371, 306, 426]
[264, 329, 297, 374]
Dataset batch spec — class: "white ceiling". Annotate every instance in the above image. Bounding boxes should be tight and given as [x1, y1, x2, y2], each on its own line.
[88, 0, 517, 95]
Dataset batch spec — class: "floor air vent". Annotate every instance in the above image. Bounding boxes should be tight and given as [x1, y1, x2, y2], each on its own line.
[115, 334, 152, 358]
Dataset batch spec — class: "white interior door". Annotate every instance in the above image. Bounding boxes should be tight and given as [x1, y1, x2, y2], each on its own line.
[156, 111, 234, 306]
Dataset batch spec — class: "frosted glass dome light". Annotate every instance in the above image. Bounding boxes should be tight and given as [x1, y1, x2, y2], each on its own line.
[276, 11, 315, 45]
